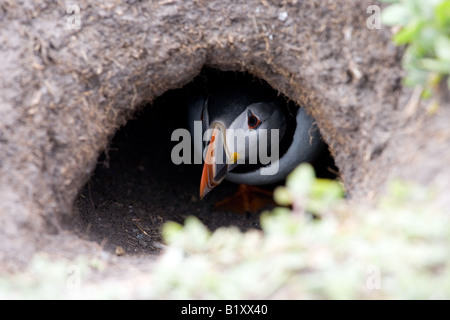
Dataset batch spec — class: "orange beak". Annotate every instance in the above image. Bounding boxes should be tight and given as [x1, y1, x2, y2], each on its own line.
[199, 125, 229, 199]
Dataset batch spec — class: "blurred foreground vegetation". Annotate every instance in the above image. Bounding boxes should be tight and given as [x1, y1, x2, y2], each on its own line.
[149, 165, 450, 299]
[382, 0, 450, 95]
[1, 164, 449, 299]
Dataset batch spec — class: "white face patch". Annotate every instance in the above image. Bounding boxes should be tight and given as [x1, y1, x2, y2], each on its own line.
[225, 102, 286, 165]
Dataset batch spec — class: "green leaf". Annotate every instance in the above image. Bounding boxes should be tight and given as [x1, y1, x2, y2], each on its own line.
[403, 50, 430, 86]
[419, 58, 450, 73]
[435, 1, 450, 28]
[273, 186, 292, 206]
[311, 179, 345, 201]
[183, 216, 211, 246]
[411, 0, 442, 19]
[417, 27, 441, 55]
[162, 221, 183, 244]
[382, 0, 450, 95]
[421, 87, 432, 99]
[382, 3, 412, 26]
[428, 72, 443, 86]
[307, 179, 344, 214]
[393, 20, 424, 45]
[286, 163, 315, 197]
[434, 35, 450, 61]
[260, 208, 301, 236]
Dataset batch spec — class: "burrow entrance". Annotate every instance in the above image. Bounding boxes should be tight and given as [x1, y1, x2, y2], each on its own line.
[73, 69, 338, 256]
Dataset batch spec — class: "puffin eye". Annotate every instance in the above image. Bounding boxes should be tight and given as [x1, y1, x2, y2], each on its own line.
[247, 110, 261, 129]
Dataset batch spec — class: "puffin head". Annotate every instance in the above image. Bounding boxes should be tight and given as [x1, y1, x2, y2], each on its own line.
[199, 85, 287, 199]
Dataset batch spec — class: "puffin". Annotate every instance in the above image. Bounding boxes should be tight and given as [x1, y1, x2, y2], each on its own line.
[187, 72, 325, 201]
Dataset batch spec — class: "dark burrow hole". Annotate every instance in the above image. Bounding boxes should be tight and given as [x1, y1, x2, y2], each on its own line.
[74, 69, 338, 256]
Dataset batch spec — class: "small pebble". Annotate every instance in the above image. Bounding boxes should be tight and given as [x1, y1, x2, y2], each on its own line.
[278, 11, 288, 22]
[138, 240, 148, 248]
[115, 246, 125, 256]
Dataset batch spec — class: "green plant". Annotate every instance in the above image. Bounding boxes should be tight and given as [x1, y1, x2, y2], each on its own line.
[382, 0, 450, 95]
[272, 163, 344, 216]
[2, 166, 449, 299]
[156, 165, 450, 299]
